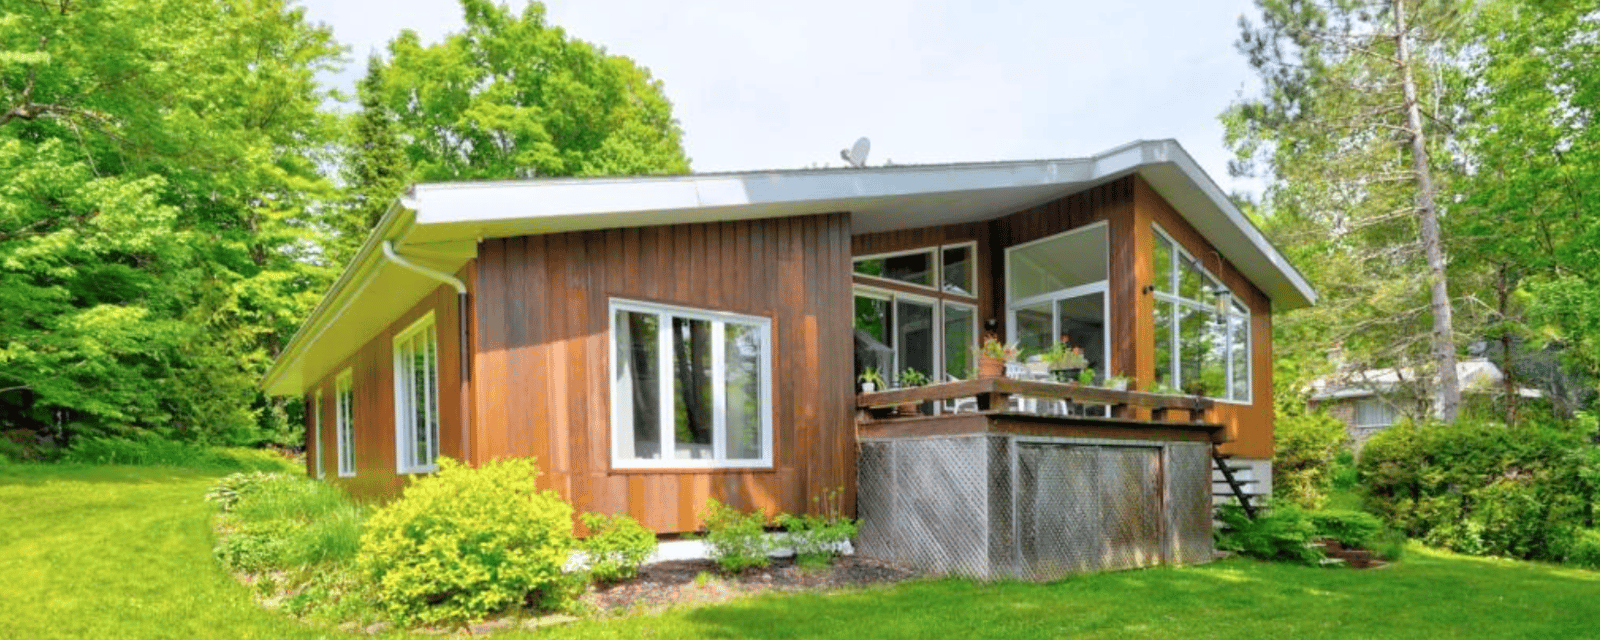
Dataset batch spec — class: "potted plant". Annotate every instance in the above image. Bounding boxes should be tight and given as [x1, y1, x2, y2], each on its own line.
[858, 367, 885, 393]
[1041, 339, 1089, 383]
[896, 368, 931, 416]
[1103, 373, 1132, 391]
[976, 333, 1020, 379]
[1078, 367, 1096, 386]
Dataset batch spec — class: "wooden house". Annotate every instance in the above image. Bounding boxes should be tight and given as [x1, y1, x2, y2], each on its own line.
[263, 139, 1315, 578]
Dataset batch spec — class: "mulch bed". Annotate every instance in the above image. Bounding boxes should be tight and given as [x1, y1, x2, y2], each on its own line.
[580, 555, 921, 615]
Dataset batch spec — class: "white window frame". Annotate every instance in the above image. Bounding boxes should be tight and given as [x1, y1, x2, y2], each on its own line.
[853, 286, 978, 383]
[1152, 224, 1252, 404]
[1004, 222, 1112, 371]
[335, 369, 356, 478]
[313, 390, 325, 480]
[609, 299, 774, 470]
[392, 313, 441, 475]
[852, 241, 980, 300]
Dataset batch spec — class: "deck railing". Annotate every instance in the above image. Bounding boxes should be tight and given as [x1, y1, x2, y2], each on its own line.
[856, 377, 1214, 423]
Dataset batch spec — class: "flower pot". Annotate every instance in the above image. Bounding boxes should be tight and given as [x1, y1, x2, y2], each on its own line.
[978, 356, 1006, 379]
[1050, 368, 1082, 384]
[860, 381, 877, 393]
[896, 401, 920, 416]
[1105, 379, 1129, 392]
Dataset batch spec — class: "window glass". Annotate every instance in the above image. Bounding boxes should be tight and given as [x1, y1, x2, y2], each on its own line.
[395, 319, 440, 473]
[615, 309, 661, 460]
[941, 246, 974, 296]
[725, 323, 763, 459]
[853, 294, 894, 381]
[853, 250, 933, 287]
[1154, 234, 1174, 293]
[1008, 225, 1108, 301]
[1178, 253, 1206, 301]
[313, 392, 325, 479]
[1229, 315, 1250, 400]
[612, 301, 769, 467]
[943, 304, 975, 380]
[1354, 398, 1398, 427]
[895, 299, 935, 384]
[671, 317, 715, 461]
[336, 372, 355, 477]
[1013, 302, 1053, 355]
[1154, 302, 1175, 388]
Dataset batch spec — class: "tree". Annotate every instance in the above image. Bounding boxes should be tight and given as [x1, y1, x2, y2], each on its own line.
[331, 56, 412, 267]
[374, 0, 690, 182]
[0, 0, 343, 445]
[1226, 0, 1472, 420]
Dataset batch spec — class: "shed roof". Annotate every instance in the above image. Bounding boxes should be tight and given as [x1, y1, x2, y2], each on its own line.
[262, 139, 1315, 396]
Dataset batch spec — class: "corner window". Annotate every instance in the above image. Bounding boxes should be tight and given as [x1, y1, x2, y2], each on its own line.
[611, 299, 772, 469]
[313, 391, 326, 480]
[1152, 226, 1251, 402]
[335, 370, 356, 477]
[393, 314, 440, 474]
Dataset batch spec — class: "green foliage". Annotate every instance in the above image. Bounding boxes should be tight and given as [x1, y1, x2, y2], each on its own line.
[580, 512, 656, 583]
[1214, 504, 1323, 565]
[1272, 410, 1349, 509]
[358, 457, 575, 627]
[61, 434, 297, 473]
[1308, 510, 1382, 549]
[777, 488, 858, 570]
[701, 499, 774, 573]
[1564, 529, 1600, 570]
[375, 0, 690, 181]
[208, 472, 367, 573]
[1361, 418, 1600, 564]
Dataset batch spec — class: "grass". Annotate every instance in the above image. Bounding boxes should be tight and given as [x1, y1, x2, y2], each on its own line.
[5, 462, 1600, 639]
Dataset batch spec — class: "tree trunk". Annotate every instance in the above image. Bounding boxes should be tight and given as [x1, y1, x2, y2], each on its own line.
[1496, 263, 1519, 427]
[1394, 0, 1461, 422]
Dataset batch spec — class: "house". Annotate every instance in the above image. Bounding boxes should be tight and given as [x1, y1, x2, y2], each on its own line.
[263, 139, 1315, 579]
[1309, 358, 1542, 450]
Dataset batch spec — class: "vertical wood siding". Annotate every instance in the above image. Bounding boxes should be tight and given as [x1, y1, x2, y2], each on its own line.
[473, 213, 855, 534]
[303, 263, 474, 500]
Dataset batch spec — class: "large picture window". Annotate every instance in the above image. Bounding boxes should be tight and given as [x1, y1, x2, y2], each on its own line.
[1152, 226, 1251, 402]
[393, 315, 440, 474]
[611, 300, 772, 469]
[335, 370, 356, 477]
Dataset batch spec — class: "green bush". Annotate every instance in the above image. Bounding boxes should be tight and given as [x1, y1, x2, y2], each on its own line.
[1272, 410, 1349, 509]
[358, 457, 575, 627]
[208, 472, 366, 571]
[776, 489, 858, 569]
[1360, 418, 1600, 564]
[1564, 529, 1600, 570]
[580, 512, 656, 583]
[64, 434, 297, 472]
[1215, 504, 1323, 565]
[1309, 509, 1383, 548]
[1371, 527, 1408, 561]
[702, 499, 774, 573]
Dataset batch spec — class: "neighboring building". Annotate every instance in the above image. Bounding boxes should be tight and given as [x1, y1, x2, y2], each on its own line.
[1310, 358, 1543, 450]
[263, 139, 1315, 579]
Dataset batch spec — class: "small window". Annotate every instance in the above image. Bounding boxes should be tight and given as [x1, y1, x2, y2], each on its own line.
[612, 300, 772, 468]
[1353, 398, 1399, 428]
[941, 245, 974, 296]
[313, 391, 325, 480]
[394, 314, 441, 474]
[853, 250, 934, 288]
[335, 370, 356, 477]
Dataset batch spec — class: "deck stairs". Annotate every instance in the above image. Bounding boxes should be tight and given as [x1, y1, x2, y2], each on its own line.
[1211, 446, 1262, 519]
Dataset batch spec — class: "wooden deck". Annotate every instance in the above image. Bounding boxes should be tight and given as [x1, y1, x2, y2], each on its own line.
[856, 378, 1226, 443]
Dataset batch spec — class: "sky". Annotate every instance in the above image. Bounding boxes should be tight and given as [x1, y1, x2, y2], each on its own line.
[299, 0, 1262, 192]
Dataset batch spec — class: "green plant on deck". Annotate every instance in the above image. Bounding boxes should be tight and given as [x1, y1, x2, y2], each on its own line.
[898, 367, 930, 388]
[1041, 339, 1088, 370]
[358, 457, 575, 627]
[777, 487, 859, 570]
[1078, 368, 1096, 386]
[580, 512, 657, 583]
[977, 334, 1021, 361]
[702, 499, 774, 573]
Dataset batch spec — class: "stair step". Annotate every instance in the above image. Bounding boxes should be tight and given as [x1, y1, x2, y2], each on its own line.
[1318, 557, 1347, 567]
[1212, 477, 1258, 485]
[1216, 464, 1251, 473]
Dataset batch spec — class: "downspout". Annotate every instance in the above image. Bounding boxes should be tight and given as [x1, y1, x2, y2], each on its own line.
[381, 241, 472, 464]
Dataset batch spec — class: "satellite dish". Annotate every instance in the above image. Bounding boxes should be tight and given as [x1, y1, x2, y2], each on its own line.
[840, 137, 870, 168]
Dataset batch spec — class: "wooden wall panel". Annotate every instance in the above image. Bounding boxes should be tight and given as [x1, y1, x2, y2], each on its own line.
[1132, 177, 1274, 459]
[305, 262, 476, 501]
[474, 213, 855, 534]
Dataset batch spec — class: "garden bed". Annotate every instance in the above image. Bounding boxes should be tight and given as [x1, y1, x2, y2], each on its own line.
[581, 555, 921, 614]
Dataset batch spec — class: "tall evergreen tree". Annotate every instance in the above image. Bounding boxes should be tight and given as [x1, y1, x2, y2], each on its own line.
[332, 56, 411, 267]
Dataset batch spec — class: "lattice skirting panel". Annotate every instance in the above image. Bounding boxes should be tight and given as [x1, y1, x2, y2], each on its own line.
[856, 435, 1214, 581]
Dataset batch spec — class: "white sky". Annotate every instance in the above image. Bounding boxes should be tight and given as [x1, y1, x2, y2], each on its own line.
[300, 0, 1261, 193]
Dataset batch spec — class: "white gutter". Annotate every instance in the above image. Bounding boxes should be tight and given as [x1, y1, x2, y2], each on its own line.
[381, 241, 467, 294]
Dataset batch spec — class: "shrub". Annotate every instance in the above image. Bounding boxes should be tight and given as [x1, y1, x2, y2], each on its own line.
[701, 499, 774, 573]
[580, 512, 656, 583]
[1215, 504, 1322, 565]
[1309, 509, 1383, 549]
[776, 488, 858, 569]
[1564, 529, 1600, 570]
[208, 472, 367, 571]
[358, 457, 574, 627]
[1272, 410, 1348, 509]
[1371, 527, 1408, 561]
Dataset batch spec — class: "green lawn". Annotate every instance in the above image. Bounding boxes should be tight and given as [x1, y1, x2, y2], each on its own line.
[5, 463, 1600, 639]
